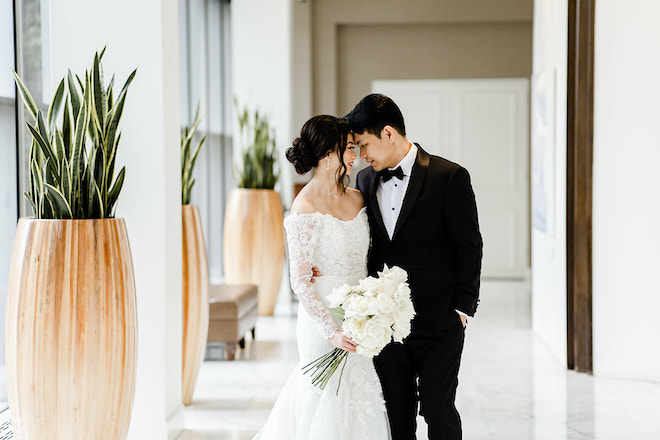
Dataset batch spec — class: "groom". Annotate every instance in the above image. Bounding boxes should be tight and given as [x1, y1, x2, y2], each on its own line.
[346, 94, 483, 440]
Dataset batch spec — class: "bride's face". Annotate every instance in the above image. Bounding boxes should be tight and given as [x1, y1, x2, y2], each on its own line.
[343, 133, 358, 175]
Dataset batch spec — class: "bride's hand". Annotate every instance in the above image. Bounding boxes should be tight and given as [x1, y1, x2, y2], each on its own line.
[329, 330, 357, 353]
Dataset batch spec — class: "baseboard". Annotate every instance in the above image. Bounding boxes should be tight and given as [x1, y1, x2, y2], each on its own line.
[126, 404, 185, 440]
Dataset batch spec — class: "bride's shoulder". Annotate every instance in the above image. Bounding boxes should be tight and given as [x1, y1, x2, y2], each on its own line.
[290, 195, 316, 216]
[345, 187, 365, 210]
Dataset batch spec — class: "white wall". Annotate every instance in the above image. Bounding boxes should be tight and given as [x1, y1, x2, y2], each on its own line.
[592, 1, 660, 381]
[231, 0, 294, 205]
[49, 0, 184, 438]
[530, 1, 568, 366]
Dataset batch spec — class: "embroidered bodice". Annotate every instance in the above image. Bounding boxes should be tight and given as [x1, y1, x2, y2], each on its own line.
[283, 207, 369, 338]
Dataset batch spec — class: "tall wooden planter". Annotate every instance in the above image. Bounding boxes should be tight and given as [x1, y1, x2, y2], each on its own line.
[181, 205, 209, 405]
[223, 189, 285, 315]
[5, 218, 137, 440]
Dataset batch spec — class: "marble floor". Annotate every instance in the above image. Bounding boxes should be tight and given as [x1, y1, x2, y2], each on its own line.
[179, 282, 660, 440]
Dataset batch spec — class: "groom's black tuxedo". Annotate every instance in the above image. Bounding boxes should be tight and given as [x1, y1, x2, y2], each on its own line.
[356, 145, 482, 440]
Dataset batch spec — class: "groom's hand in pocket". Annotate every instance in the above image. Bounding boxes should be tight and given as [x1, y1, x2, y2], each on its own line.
[310, 266, 321, 283]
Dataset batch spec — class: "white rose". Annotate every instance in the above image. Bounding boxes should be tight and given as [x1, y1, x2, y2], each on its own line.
[374, 292, 396, 315]
[358, 318, 391, 355]
[328, 283, 352, 307]
[358, 276, 380, 292]
[344, 295, 371, 319]
[344, 317, 368, 341]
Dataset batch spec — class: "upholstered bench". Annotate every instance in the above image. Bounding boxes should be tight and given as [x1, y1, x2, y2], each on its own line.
[207, 284, 258, 360]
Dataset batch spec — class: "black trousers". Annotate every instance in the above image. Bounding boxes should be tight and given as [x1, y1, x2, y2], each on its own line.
[374, 322, 465, 440]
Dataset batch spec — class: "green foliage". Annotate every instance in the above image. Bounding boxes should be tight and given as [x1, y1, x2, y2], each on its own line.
[13, 48, 136, 219]
[181, 103, 206, 205]
[234, 102, 278, 189]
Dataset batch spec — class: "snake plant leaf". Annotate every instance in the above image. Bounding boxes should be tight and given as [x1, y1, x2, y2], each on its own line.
[71, 90, 90, 199]
[94, 181, 104, 218]
[105, 89, 127, 155]
[24, 191, 37, 215]
[99, 45, 107, 60]
[42, 193, 55, 219]
[92, 52, 107, 134]
[44, 183, 73, 218]
[85, 72, 102, 142]
[118, 69, 137, 100]
[107, 132, 121, 184]
[87, 147, 97, 217]
[67, 70, 82, 120]
[180, 102, 206, 205]
[54, 129, 65, 165]
[27, 119, 58, 170]
[96, 146, 108, 203]
[76, 72, 85, 92]
[11, 69, 39, 120]
[46, 78, 66, 136]
[62, 99, 73, 158]
[106, 74, 115, 126]
[44, 157, 59, 187]
[61, 154, 72, 202]
[107, 166, 125, 215]
[31, 158, 44, 204]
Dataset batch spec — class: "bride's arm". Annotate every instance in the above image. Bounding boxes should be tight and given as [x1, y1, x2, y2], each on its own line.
[285, 215, 340, 339]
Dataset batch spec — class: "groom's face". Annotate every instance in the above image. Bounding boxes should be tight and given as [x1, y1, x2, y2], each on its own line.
[353, 129, 394, 172]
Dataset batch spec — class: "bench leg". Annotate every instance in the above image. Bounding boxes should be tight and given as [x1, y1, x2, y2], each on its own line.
[239, 337, 246, 349]
[251, 327, 256, 339]
[226, 342, 237, 361]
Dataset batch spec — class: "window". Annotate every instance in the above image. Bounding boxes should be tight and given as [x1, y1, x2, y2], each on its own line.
[179, 0, 233, 283]
[1, 0, 50, 413]
[0, 0, 18, 412]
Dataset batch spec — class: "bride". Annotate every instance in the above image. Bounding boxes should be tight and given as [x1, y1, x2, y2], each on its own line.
[253, 115, 391, 440]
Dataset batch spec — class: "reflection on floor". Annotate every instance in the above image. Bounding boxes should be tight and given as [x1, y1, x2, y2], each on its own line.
[179, 281, 660, 440]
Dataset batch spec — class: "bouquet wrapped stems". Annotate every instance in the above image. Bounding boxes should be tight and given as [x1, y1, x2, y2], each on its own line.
[302, 347, 348, 393]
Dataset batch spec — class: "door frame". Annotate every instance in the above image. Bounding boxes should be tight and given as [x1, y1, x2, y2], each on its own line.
[566, 0, 595, 373]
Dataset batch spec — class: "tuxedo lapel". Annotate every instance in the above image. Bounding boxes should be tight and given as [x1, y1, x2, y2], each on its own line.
[393, 144, 430, 239]
[367, 169, 389, 240]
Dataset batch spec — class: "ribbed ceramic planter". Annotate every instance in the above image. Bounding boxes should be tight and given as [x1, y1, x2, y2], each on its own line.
[5, 218, 137, 440]
[181, 205, 209, 405]
[223, 189, 285, 315]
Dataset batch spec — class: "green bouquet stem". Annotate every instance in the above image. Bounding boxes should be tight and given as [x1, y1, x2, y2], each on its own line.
[302, 347, 349, 395]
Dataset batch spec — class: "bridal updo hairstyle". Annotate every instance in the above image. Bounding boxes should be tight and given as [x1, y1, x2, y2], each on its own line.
[286, 115, 350, 190]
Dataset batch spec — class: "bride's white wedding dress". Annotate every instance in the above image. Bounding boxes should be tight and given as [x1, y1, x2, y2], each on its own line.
[253, 206, 391, 440]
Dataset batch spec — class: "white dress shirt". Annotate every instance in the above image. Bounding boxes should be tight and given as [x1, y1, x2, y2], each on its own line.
[376, 143, 468, 320]
[376, 143, 418, 239]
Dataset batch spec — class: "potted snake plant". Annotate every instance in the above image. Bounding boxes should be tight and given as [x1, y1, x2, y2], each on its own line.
[7, 49, 138, 439]
[180, 103, 209, 405]
[223, 102, 284, 316]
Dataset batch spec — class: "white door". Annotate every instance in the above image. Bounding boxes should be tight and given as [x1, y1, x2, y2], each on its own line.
[372, 79, 529, 279]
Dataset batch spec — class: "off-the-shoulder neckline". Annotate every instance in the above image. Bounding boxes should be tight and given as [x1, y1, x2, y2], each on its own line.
[286, 206, 366, 223]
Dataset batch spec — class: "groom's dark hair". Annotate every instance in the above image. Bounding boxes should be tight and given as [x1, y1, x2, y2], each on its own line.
[344, 93, 406, 138]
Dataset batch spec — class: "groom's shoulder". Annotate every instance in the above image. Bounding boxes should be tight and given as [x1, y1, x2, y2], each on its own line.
[356, 166, 375, 188]
[421, 148, 464, 175]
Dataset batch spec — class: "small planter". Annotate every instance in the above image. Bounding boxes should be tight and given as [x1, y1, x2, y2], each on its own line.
[223, 188, 285, 315]
[6, 218, 137, 439]
[181, 205, 209, 405]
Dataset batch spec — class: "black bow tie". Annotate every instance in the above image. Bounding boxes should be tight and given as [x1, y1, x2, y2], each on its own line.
[378, 166, 404, 182]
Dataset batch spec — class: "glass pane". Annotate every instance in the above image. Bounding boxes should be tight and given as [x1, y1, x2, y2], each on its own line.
[16, 0, 50, 218]
[179, 0, 232, 283]
[0, 0, 18, 411]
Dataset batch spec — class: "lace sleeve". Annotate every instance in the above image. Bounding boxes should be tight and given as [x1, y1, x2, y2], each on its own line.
[284, 214, 338, 339]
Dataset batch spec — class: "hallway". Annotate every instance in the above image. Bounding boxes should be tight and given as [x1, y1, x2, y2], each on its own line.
[180, 282, 660, 439]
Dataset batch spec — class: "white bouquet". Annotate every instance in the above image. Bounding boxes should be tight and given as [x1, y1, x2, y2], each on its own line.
[302, 265, 415, 392]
